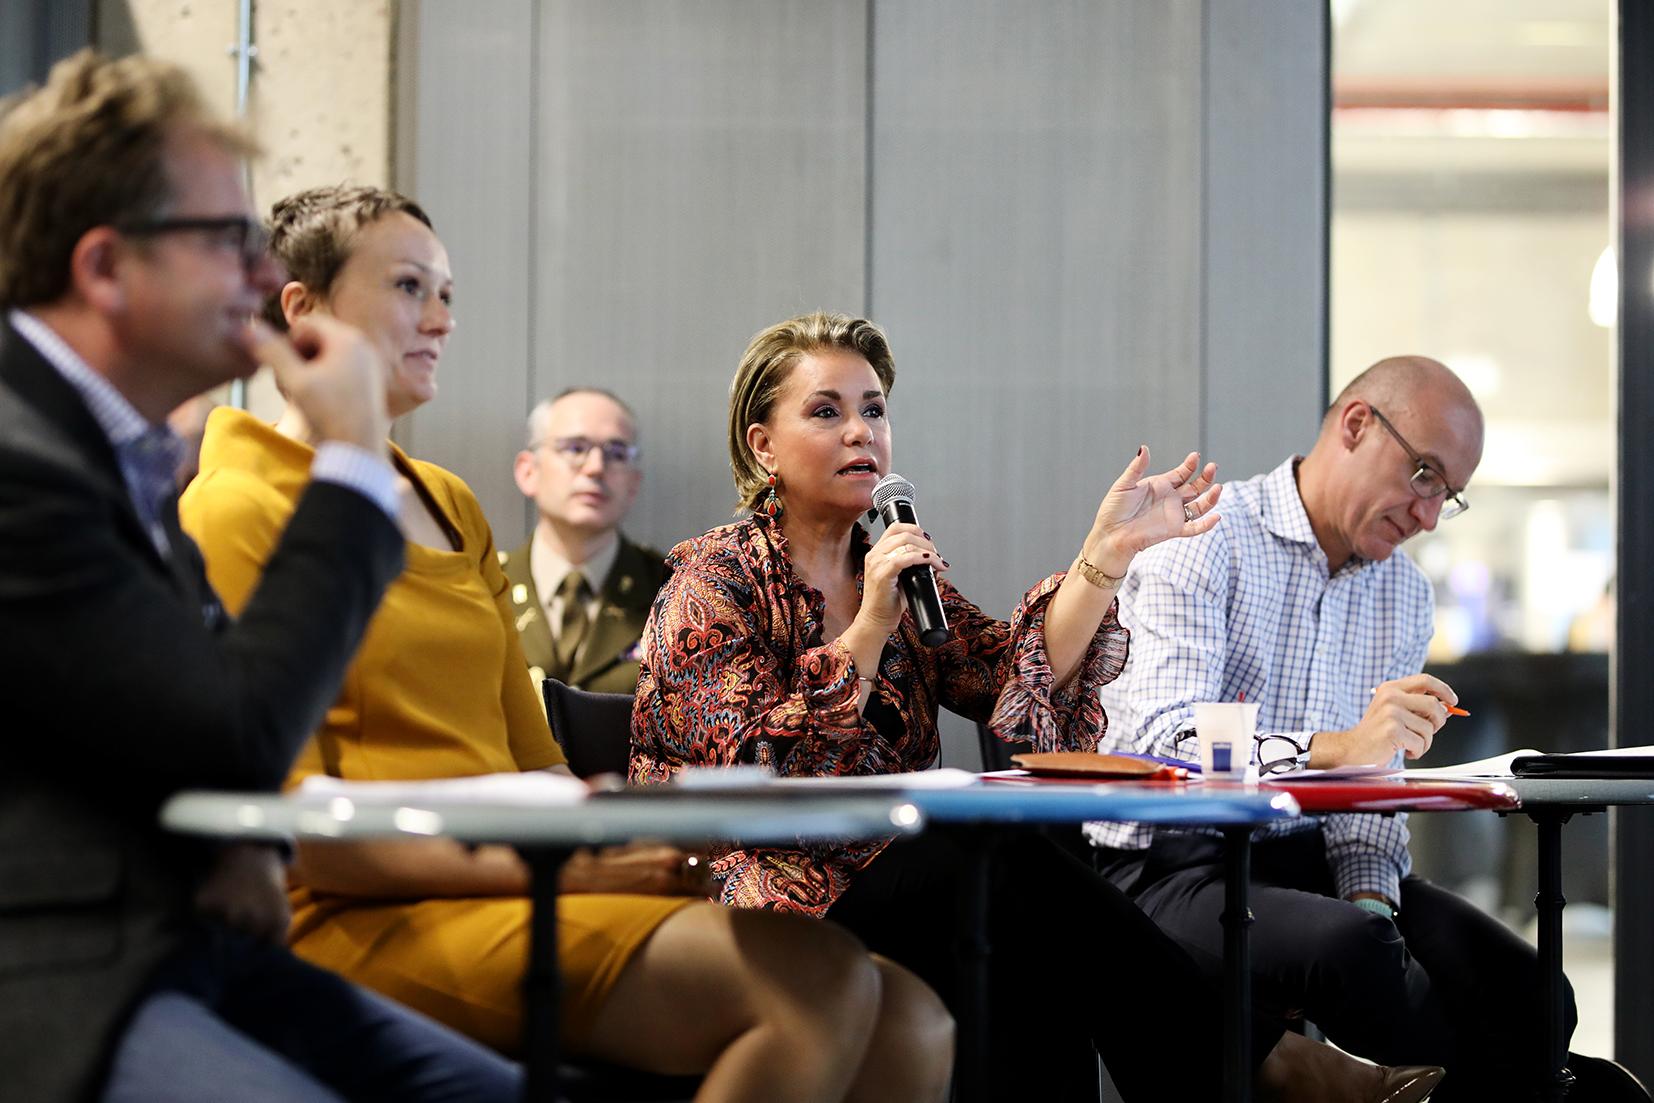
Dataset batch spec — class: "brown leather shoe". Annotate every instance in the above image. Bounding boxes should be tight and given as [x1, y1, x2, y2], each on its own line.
[1570, 1054, 1654, 1102]
[1371, 1064, 1444, 1103]
[1258, 1032, 1445, 1103]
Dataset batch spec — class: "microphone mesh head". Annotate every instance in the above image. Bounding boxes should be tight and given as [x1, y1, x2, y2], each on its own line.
[872, 473, 916, 512]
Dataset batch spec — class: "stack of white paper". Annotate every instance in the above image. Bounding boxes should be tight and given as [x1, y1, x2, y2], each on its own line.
[299, 771, 588, 806]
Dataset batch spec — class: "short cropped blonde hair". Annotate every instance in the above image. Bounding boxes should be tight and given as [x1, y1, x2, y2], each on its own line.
[262, 185, 432, 329]
[727, 312, 895, 513]
[0, 49, 255, 308]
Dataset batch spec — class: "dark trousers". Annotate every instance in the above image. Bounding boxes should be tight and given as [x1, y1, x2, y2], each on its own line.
[825, 828, 1282, 1103]
[1099, 829, 1575, 1103]
[100, 923, 521, 1103]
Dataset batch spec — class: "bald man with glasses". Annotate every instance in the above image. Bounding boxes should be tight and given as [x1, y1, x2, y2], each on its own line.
[504, 388, 666, 694]
[1088, 356, 1646, 1101]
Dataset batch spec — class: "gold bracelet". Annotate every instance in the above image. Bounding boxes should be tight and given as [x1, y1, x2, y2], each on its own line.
[1073, 551, 1126, 591]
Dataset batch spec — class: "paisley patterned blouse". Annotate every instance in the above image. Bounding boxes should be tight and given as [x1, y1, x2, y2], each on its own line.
[629, 513, 1130, 917]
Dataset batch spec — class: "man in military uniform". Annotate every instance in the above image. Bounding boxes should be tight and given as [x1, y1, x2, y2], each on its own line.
[505, 388, 665, 694]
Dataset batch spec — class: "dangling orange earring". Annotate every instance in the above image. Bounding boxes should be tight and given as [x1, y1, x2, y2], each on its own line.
[764, 472, 782, 518]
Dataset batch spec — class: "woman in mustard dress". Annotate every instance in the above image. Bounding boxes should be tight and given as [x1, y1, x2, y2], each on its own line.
[179, 186, 952, 1103]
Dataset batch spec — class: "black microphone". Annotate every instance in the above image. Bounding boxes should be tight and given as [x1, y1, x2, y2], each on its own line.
[871, 473, 950, 647]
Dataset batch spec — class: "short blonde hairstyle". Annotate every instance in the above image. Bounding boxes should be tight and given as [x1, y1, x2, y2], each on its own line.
[0, 50, 255, 308]
[262, 185, 433, 329]
[727, 312, 895, 513]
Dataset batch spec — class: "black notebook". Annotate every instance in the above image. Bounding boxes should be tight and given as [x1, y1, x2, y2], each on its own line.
[1511, 750, 1654, 779]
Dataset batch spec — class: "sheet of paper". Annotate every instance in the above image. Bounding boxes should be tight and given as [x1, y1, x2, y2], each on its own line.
[671, 766, 981, 791]
[299, 771, 588, 806]
[1402, 750, 1545, 779]
[1260, 763, 1403, 781]
[770, 768, 982, 790]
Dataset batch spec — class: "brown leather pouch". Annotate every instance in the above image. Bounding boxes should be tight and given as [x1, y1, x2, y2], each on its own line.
[1010, 751, 1186, 779]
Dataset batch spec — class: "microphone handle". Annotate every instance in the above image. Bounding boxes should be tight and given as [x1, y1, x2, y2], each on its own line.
[883, 499, 950, 647]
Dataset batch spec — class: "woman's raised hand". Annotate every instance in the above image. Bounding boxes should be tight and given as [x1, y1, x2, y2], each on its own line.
[1084, 447, 1221, 570]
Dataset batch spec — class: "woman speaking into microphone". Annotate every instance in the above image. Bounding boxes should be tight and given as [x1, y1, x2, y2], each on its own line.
[631, 312, 1440, 1103]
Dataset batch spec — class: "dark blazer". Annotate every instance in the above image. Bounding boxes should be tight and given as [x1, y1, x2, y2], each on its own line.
[0, 318, 404, 1102]
[502, 532, 666, 695]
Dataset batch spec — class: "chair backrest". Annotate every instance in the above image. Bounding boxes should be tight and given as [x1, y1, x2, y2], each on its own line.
[542, 677, 636, 780]
[975, 720, 1033, 773]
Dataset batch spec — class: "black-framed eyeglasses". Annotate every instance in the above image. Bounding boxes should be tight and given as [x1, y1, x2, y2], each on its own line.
[536, 436, 640, 468]
[117, 216, 271, 272]
[1367, 406, 1469, 520]
[1256, 733, 1310, 776]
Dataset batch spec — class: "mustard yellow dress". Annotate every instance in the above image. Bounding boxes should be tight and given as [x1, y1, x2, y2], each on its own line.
[179, 408, 691, 1053]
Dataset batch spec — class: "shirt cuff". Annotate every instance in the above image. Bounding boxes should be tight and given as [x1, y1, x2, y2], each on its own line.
[803, 639, 864, 737]
[1332, 850, 1404, 904]
[312, 442, 400, 520]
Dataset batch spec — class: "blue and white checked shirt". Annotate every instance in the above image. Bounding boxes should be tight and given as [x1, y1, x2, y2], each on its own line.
[9, 308, 401, 554]
[1085, 457, 1435, 904]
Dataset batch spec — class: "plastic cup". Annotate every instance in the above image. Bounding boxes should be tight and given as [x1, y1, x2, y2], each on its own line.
[1192, 702, 1260, 779]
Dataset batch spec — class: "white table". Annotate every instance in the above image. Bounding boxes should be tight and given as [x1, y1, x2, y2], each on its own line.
[163, 788, 926, 1103]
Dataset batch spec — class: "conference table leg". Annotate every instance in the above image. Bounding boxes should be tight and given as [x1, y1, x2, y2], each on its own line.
[954, 827, 994, 1103]
[1222, 824, 1254, 1103]
[524, 847, 573, 1103]
[1531, 810, 1579, 1102]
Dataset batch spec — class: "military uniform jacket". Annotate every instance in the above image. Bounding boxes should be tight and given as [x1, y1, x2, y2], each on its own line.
[501, 532, 666, 696]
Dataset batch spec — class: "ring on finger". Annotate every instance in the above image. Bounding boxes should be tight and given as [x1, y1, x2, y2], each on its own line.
[1183, 503, 1197, 523]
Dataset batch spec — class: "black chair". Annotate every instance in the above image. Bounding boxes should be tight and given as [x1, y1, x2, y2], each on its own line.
[974, 720, 1032, 772]
[974, 721, 1098, 866]
[537, 677, 700, 1102]
[542, 677, 636, 779]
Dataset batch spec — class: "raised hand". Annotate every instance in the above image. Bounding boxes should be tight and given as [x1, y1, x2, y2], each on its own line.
[243, 315, 389, 451]
[1085, 447, 1221, 569]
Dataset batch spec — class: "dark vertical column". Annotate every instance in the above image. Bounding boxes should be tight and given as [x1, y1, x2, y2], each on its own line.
[0, 1, 92, 98]
[953, 829, 993, 1103]
[1221, 825, 1254, 1103]
[1615, 0, 1654, 1083]
[1535, 812, 1577, 1101]
[523, 848, 571, 1103]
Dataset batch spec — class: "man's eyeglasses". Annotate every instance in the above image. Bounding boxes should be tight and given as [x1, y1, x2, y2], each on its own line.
[1367, 406, 1469, 520]
[537, 437, 640, 469]
[117, 216, 271, 272]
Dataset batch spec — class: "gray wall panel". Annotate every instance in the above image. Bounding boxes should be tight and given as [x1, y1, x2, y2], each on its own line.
[871, 0, 1208, 764]
[530, 0, 867, 550]
[393, 0, 537, 535]
[871, 0, 1204, 619]
[1, 1, 92, 97]
[1202, 0, 1329, 474]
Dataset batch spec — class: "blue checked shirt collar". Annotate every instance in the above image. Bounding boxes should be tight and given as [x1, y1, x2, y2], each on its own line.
[9, 309, 183, 555]
[1258, 457, 1320, 548]
[1259, 456, 1384, 580]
